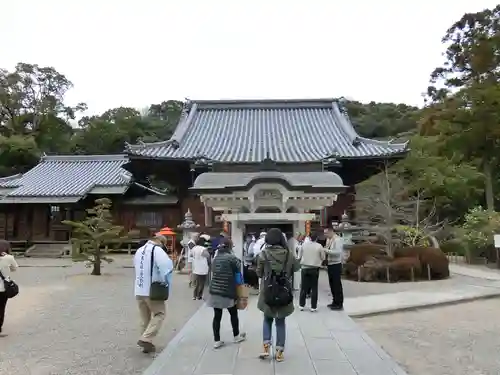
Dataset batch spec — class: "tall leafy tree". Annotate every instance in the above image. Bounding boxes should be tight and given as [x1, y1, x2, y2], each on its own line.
[0, 63, 87, 174]
[345, 100, 419, 138]
[0, 62, 86, 135]
[394, 136, 484, 220]
[0, 135, 40, 176]
[424, 5, 500, 210]
[72, 103, 183, 154]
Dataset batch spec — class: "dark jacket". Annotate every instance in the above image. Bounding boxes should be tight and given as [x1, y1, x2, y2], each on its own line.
[256, 245, 300, 318]
[209, 251, 241, 299]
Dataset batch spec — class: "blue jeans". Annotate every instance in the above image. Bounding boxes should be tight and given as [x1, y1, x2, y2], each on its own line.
[263, 316, 286, 350]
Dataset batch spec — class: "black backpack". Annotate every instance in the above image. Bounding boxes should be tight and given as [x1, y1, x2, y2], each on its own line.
[263, 250, 293, 307]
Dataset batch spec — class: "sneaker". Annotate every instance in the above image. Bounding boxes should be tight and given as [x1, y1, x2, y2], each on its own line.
[192, 297, 197, 300]
[259, 343, 271, 359]
[329, 304, 344, 311]
[137, 340, 156, 353]
[213, 341, 225, 349]
[310, 307, 317, 312]
[298, 305, 305, 311]
[275, 349, 285, 362]
[234, 333, 247, 343]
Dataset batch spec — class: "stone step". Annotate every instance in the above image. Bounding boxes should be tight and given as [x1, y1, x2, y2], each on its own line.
[28, 252, 64, 259]
[25, 243, 68, 258]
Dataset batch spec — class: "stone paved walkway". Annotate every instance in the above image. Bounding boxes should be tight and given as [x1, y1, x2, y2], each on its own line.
[143, 297, 408, 375]
[449, 263, 500, 281]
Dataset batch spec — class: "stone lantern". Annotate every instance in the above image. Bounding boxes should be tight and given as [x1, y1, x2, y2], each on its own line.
[177, 209, 200, 246]
[176, 209, 200, 274]
[335, 211, 355, 262]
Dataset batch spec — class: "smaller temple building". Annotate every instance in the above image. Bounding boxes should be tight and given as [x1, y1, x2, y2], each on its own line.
[0, 154, 177, 246]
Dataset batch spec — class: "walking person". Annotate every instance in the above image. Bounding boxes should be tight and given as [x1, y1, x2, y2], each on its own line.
[186, 234, 197, 287]
[0, 240, 18, 337]
[297, 233, 324, 312]
[256, 228, 300, 362]
[191, 237, 210, 300]
[134, 235, 174, 353]
[243, 234, 255, 284]
[206, 238, 246, 349]
[324, 228, 344, 310]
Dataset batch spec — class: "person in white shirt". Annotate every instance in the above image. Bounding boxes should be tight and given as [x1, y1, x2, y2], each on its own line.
[191, 237, 210, 300]
[324, 228, 344, 310]
[297, 233, 325, 311]
[186, 234, 198, 287]
[133, 235, 173, 353]
[0, 240, 18, 337]
[252, 232, 267, 258]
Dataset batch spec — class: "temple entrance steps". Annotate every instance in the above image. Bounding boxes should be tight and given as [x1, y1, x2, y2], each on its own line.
[25, 242, 68, 258]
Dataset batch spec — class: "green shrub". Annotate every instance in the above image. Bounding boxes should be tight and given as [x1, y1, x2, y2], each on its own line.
[439, 239, 467, 256]
[457, 207, 500, 259]
[394, 225, 431, 247]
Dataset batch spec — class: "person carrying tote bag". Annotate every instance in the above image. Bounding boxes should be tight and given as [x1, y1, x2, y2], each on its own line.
[0, 240, 19, 337]
[235, 270, 249, 310]
[133, 235, 173, 353]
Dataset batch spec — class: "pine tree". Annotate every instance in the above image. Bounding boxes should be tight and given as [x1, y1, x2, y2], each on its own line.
[62, 198, 134, 275]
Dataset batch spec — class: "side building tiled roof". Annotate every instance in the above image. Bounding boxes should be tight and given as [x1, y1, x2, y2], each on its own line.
[126, 98, 409, 163]
[0, 154, 131, 203]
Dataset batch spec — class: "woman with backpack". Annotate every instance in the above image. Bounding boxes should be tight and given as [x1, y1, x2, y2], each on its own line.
[206, 238, 247, 349]
[255, 228, 300, 362]
[0, 240, 18, 337]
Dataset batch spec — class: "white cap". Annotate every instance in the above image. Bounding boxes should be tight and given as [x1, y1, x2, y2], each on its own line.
[259, 232, 266, 238]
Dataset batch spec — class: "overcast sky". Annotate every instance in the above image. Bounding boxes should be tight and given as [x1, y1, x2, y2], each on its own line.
[1, 1, 498, 115]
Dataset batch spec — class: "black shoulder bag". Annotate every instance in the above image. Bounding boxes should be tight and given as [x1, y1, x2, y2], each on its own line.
[149, 246, 170, 301]
[0, 270, 19, 299]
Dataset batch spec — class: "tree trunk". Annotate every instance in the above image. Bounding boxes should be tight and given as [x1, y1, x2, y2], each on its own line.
[483, 158, 495, 211]
[92, 246, 101, 276]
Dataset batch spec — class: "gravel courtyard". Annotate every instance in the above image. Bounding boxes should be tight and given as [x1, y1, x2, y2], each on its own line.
[0, 257, 201, 375]
[1, 257, 495, 375]
[357, 298, 500, 375]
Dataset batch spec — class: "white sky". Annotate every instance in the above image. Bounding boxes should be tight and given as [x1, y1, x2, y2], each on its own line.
[1, 0, 498, 116]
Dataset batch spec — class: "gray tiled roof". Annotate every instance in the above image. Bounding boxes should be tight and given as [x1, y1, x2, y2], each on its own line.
[192, 171, 345, 190]
[0, 155, 131, 199]
[126, 98, 408, 162]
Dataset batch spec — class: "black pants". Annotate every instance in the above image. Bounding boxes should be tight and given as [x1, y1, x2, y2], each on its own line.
[327, 263, 344, 307]
[213, 305, 240, 342]
[299, 267, 320, 309]
[0, 292, 7, 333]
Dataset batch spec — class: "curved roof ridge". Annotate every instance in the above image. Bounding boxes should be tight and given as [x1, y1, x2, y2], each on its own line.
[125, 97, 410, 161]
[0, 173, 23, 182]
[125, 140, 171, 150]
[357, 136, 409, 148]
[41, 154, 129, 162]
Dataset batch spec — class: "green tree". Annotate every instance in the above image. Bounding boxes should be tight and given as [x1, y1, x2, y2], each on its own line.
[0, 135, 40, 176]
[394, 135, 484, 220]
[62, 198, 135, 276]
[0, 62, 86, 136]
[0, 63, 86, 173]
[72, 103, 183, 154]
[146, 100, 183, 139]
[425, 5, 500, 210]
[345, 100, 419, 138]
